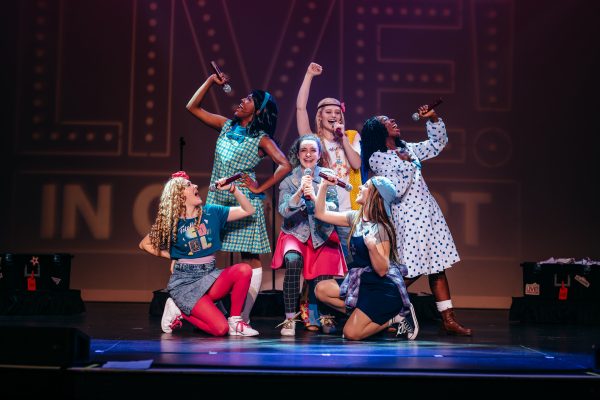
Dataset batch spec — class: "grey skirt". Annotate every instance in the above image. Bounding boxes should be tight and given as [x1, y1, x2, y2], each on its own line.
[167, 260, 222, 315]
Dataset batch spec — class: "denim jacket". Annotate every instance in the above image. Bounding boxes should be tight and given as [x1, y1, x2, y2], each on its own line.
[278, 166, 339, 248]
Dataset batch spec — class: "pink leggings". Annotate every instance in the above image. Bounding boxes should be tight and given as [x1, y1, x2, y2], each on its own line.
[181, 263, 252, 336]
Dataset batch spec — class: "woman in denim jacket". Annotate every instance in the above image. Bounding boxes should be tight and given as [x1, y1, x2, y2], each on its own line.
[271, 135, 347, 336]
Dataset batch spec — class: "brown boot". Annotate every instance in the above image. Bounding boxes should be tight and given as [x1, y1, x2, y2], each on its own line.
[440, 308, 472, 336]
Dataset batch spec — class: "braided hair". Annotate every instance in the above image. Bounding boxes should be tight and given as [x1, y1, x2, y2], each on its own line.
[359, 116, 406, 183]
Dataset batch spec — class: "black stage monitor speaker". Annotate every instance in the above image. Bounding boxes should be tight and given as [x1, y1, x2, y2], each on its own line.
[0, 326, 90, 367]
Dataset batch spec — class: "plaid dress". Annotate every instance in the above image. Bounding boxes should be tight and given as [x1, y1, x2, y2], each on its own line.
[206, 120, 271, 254]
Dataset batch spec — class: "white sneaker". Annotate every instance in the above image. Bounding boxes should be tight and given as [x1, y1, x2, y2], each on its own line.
[275, 312, 301, 336]
[397, 303, 419, 340]
[161, 297, 182, 333]
[228, 316, 259, 336]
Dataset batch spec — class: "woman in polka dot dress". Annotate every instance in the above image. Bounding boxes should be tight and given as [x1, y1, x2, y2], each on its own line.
[360, 105, 472, 336]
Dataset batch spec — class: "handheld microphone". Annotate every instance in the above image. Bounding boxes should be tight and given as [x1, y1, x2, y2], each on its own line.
[302, 168, 314, 214]
[411, 98, 443, 121]
[210, 61, 232, 94]
[318, 171, 353, 192]
[302, 168, 312, 200]
[209, 172, 243, 192]
[331, 123, 344, 139]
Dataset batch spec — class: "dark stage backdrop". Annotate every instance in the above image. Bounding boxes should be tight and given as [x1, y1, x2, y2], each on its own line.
[1, 0, 598, 307]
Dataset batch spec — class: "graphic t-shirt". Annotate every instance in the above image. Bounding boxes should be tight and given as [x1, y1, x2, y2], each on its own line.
[169, 204, 230, 259]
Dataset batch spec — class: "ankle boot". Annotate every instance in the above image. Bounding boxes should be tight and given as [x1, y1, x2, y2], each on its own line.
[440, 308, 472, 336]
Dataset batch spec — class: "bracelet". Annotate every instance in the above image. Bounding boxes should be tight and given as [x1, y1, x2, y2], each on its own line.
[229, 184, 236, 193]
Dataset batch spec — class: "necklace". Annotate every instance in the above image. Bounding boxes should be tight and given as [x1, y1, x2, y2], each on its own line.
[325, 140, 349, 178]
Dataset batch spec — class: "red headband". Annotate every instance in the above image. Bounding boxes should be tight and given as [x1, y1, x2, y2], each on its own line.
[171, 171, 190, 180]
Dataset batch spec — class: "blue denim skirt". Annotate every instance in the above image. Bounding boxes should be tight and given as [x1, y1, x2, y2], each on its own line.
[167, 260, 222, 315]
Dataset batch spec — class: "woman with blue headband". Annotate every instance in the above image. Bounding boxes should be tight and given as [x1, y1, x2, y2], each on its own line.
[312, 175, 418, 341]
[186, 74, 292, 323]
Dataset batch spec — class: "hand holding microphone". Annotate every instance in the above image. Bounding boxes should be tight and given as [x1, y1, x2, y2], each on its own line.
[209, 172, 243, 192]
[332, 122, 345, 139]
[210, 61, 232, 94]
[411, 98, 443, 121]
[301, 168, 315, 202]
[318, 171, 353, 192]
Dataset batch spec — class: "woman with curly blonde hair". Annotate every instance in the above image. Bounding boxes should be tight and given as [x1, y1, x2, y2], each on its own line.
[139, 171, 260, 337]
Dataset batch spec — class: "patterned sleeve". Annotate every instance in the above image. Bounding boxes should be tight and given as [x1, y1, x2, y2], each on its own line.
[217, 119, 233, 138]
[257, 132, 269, 158]
[407, 118, 448, 162]
[368, 151, 415, 199]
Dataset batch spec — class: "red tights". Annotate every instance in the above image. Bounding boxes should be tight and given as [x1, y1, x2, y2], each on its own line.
[181, 263, 251, 336]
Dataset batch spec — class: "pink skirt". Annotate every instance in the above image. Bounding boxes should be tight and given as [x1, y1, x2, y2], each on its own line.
[271, 231, 347, 280]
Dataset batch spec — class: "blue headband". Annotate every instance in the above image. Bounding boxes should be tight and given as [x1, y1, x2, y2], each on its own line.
[258, 92, 271, 113]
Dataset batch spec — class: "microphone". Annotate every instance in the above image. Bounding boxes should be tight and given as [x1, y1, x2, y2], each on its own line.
[302, 168, 312, 201]
[318, 171, 353, 192]
[209, 172, 243, 192]
[411, 98, 443, 121]
[210, 61, 232, 94]
[303, 168, 315, 215]
[330, 122, 344, 139]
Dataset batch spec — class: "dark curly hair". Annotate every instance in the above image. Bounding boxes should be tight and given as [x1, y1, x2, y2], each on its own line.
[287, 134, 322, 168]
[359, 116, 405, 183]
[230, 90, 278, 139]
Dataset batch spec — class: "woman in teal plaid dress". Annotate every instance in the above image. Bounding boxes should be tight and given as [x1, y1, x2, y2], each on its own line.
[186, 73, 292, 321]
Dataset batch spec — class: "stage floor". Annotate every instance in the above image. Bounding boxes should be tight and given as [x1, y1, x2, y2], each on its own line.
[1, 302, 599, 396]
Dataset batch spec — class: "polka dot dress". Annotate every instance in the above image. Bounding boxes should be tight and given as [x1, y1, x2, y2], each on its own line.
[368, 119, 460, 278]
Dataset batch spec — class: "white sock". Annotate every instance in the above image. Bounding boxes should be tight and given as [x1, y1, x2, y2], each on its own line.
[388, 314, 405, 326]
[285, 312, 297, 320]
[241, 268, 262, 323]
[436, 300, 453, 312]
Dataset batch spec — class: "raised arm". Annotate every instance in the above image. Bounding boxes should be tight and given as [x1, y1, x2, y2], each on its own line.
[185, 74, 229, 131]
[296, 63, 322, 135]
[314, 179, 350, 227]
[139, 234, 170, 259]
[408, 106, 448, 162]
